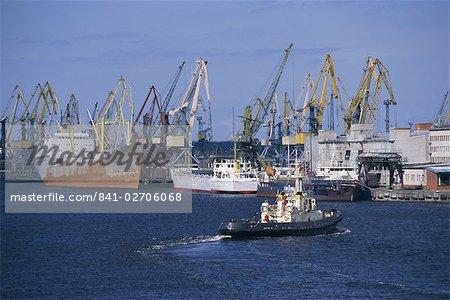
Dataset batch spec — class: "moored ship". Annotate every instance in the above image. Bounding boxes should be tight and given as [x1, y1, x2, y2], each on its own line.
[35, 132, 141, 188]
[171, 158, 259, 193]
[258, 165, 371, 201]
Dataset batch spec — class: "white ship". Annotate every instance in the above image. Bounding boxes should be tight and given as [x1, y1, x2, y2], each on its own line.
[171, 158, 259, 194]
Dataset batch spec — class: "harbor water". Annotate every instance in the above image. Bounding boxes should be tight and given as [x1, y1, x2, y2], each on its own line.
[1, 193, 449, 299]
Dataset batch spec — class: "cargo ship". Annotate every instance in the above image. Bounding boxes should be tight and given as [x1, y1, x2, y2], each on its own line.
[35, 132, 141, 188]
[171, 158, 259, 193]
[258, 166, 371, 201]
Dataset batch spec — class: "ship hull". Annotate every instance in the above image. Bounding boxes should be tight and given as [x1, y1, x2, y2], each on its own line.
[37, 162, 141, 189]
[258, 179, 371, 201]
[43, 175, 140, 189]
[219, 211, 343, 238]
[210, 179, 258, 194]
[308, 179, 371, 201]
[171, 171, 258, 194]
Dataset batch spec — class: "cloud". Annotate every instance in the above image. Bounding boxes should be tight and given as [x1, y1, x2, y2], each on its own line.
[4, 37, 71, 47]
[239, 1, 297, 15]
[74, 32, 144, 41]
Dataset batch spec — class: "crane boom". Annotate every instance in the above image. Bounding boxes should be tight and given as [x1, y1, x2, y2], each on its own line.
[343, 57, 395, 132]
[432, 91, 449, 128]
[242, 43, 293, 142]
[168, 59, 210, 142]
[161, 61, 185, 113]
[28, 82, 62, 134]
[62, 94, 80, 126]
[300, 54, 343, 133]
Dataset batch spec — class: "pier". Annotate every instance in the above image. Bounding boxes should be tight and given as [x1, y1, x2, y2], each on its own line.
[371, 188, 450, 202]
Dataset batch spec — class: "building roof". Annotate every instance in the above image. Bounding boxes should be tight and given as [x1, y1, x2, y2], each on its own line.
[427, 165, 450, 174]
[358, 152, 402, 159]
[403, 163, 450, 170]
[357, 152, 403, 164]
[429, 126, 450, 132]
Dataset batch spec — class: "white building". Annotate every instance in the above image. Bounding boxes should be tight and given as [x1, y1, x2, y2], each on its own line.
[429, 127, 450, 163]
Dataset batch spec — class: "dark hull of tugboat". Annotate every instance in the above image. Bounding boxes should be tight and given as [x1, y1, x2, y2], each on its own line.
[219, 210, 343, 238]
[258, 179, 371, 201]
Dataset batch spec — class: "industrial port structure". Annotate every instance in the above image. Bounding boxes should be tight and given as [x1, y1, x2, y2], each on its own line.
[1, 44, 449, 199]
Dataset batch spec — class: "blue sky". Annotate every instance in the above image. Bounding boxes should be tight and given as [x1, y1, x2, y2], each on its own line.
[1, 1, 448, 140]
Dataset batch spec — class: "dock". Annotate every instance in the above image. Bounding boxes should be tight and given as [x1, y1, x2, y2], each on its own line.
[371, 188, 450, 202]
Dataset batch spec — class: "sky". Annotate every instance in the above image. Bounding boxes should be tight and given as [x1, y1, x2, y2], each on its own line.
[1, 0, 449, 140]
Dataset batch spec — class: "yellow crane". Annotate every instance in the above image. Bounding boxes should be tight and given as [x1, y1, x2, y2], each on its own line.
[300, 54, 344, 133]
[1, 85, 29, 142]
[28, 82, 62, 135]
[343, 57, 395, 132]
[93, 76, 134, 151]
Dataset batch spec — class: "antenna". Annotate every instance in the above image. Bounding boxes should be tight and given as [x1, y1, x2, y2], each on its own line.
[232, 107, 235, 140]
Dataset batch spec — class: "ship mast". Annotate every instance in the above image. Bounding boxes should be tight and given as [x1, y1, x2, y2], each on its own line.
[234, 140, 239, 174]
[294, 158, 303, 193]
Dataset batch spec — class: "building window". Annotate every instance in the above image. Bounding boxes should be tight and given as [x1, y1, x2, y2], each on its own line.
[439, 173, 450, 186]
[345, 150, 351, 160]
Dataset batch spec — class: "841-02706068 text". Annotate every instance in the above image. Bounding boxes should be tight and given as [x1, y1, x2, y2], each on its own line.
[9, 192, 184, 202]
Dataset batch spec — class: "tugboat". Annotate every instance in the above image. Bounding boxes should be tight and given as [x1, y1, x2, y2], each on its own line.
[219, 175, 343, 238]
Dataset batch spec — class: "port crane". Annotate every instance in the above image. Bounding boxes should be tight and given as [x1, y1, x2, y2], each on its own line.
[134, 85, 161, 126]
[27, 82, 62, 135]
[93, 76, 134, 151]
[169, 58, 210, 142]
[343, 57, 395, 132]
[159, 62, 185, 125]
[296, 75, 315, 132]
[283, 92, 296, 136]
[196, 96, 213, 142]
[61, 94, 80, 126]
[240, 43, 293, 144]
[300, 54, 344, 134]
[432, 91, 449, 128]
[1, 86, 30, 142]
[134, 62, 185, 127]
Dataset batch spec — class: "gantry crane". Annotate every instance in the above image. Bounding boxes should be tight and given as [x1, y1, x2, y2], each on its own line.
[432, 91, 449, 128]
[343, 57, 395, 133]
